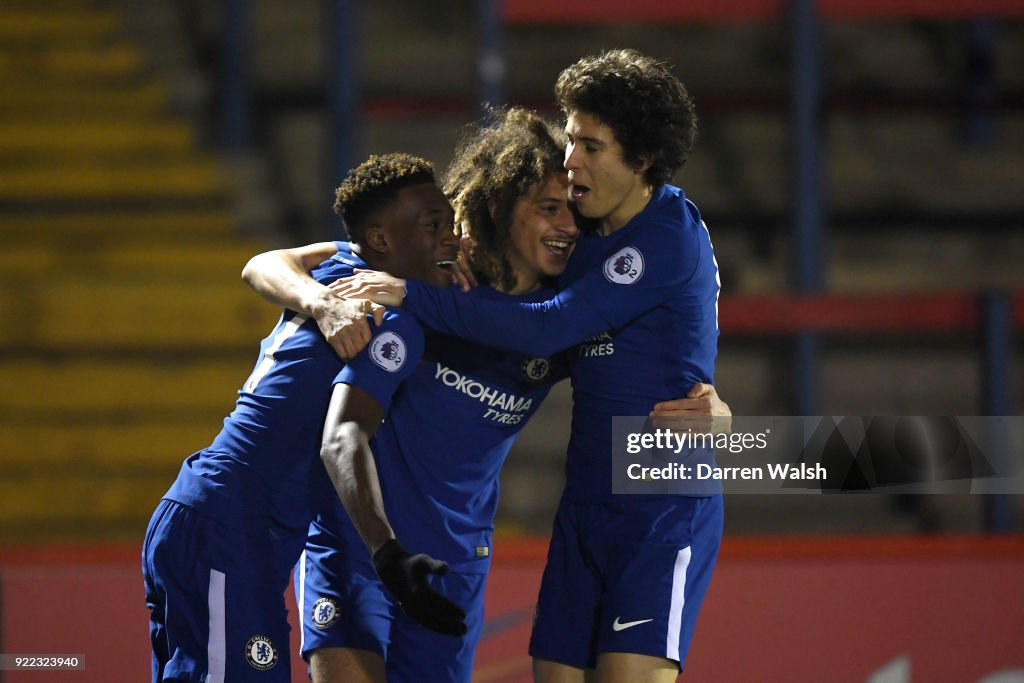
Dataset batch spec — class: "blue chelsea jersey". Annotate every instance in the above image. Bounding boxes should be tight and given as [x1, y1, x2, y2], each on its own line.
[557, 186, 719, 501]
[401, 185, 720, 502]
[164, 242, 421, 547]
[320, 284, 565, 572]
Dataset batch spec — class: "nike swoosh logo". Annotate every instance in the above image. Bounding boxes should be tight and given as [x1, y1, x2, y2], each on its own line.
[612, 617, 654, 632]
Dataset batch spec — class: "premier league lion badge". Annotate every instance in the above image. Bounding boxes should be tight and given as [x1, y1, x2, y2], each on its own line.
[603, 246, 644, 284]
[370, 331, 407, 372]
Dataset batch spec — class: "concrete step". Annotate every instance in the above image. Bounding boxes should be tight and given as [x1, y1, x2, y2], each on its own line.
[0, 83, 167, 116]
[0, 242, 263, 280]
[709, 344, 992, 416]
[3, 0, 98, 8]
[0, 421, 222, 473]
[0, 159, 226, 202]
[719, 228, 1024, 294]
[699, 112, 1024, 217]
[0, 9, 120, 42]
[0, 209, 236, 245]
[0, 43, 145, 82]
[0, 278, 279, 351]
[0, 121, 194, 157]
[0, 473, 172, 541]
[0, 356, 256, 415]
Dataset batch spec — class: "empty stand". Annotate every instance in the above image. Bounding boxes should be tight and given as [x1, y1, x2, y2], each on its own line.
[0, 2, 275, 542]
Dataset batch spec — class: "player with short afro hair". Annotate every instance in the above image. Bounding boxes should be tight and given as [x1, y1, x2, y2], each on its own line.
[334, 153, 436, 244]
[554, 48, 697, 188]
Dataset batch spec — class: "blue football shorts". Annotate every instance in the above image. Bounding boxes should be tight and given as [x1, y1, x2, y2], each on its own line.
[142, 499, 292, 683]
[295, 515, 486, 683]
[529, 494, 724, 670]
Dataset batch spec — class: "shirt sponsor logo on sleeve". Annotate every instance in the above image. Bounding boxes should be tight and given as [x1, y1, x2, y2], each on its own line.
[603, 246, 644, 284]
[370, 331, 406, 372]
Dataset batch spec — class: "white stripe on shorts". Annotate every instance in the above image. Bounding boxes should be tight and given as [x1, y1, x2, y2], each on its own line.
[207, 568, 226, 683]
[297, 549, 307, 653]
[665, 546, 692, 662]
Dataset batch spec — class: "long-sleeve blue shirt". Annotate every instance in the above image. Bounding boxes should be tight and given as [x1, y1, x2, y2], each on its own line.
[402, 185, 720, 501]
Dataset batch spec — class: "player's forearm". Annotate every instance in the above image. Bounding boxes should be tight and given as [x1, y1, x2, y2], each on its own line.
[321, 422, 396, 555]
[242, 247, 332, 317]
[404, 280, 610, 357]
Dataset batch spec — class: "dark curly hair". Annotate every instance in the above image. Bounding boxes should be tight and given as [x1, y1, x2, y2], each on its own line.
[443, 107, 567, 291]
[333, 153, 436, 244]
[555, 48, 697, 187]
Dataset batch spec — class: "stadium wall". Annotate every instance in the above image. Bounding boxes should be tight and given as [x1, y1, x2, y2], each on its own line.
[1, 536, 1021, 682]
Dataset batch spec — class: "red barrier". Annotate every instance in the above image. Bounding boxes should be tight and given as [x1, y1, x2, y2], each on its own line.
[504, 0, 1024, 24]
[493, 533, 1024, 561]
[718, 291, 1024, 334]
[480, 535, 1024, 682]
[2, 536, 1022, 682]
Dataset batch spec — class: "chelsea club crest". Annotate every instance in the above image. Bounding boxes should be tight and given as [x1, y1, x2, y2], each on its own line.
[311, 597, 341, 630]
[521, 357, 551, 383]
[245, 635, 279, 670]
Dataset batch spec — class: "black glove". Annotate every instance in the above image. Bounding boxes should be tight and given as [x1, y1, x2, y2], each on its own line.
[372, 539, 467, 636]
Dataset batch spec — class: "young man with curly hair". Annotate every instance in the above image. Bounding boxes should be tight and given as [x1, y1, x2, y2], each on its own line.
[142, 153, 460, 683]
[336, 49, 722, 682]
[270, 108, 577, 683]
[531, 48, 721, 683]
[243, 105, 726, 682]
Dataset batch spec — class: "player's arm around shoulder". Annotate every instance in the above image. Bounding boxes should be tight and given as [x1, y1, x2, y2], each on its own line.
[242, 241, 340, 311]
[242, 241, 385, 360]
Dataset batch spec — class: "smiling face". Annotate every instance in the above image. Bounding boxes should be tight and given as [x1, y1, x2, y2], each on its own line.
[370, 182, 459, 287]
[563, 110, 652, 234]
[503, 172, 579, 294]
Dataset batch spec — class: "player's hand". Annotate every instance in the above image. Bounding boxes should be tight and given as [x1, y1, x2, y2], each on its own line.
[372, 539, 468, 637]
[329, 270, 407, 307]
[651, 382, 731, 417]
[649, 383, 732, 435]
[449, 221, 478, 292]
[310, 293, 385, 360]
